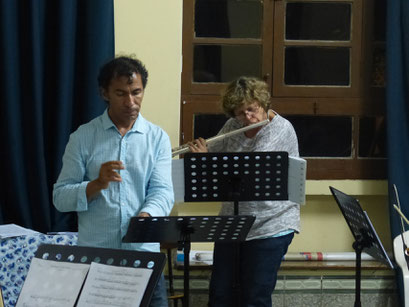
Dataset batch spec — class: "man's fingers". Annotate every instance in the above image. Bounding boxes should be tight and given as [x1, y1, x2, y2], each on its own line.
[98, 161, 125, 185]
[105, 169, 122, 181]
[103, 160, 125, 170]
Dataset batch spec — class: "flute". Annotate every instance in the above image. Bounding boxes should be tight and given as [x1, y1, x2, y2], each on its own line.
[172, 118, 270, 157]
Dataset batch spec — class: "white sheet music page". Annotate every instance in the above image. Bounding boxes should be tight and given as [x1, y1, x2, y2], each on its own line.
[288, 156, 307, 205]
[76, 262, 152, 307]
[0, 223, 40, 238]
[172, 158, 185, 203]
[16, 258, 89, 307]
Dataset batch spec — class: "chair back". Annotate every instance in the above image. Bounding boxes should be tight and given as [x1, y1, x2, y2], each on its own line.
[394, 231, 409, 306]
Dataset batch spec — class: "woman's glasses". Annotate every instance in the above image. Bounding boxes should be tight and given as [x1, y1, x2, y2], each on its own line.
[234, 104, 261, 120]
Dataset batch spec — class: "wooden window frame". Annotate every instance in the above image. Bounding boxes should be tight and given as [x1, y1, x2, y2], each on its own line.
[180, 0, 386, 180]
[181, 0, 274, 95]
[273, 0, 363, 98]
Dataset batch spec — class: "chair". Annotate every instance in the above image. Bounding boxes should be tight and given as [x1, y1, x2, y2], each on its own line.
[393, 230, 409, 306]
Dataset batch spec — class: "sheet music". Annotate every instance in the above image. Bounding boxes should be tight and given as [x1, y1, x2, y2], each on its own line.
[0, 224, 40, 239]
[16, 258, 89, 307]
[288, 156, 307, 205]
[76, 262, 152, 307]
[172, 158, 185, 203]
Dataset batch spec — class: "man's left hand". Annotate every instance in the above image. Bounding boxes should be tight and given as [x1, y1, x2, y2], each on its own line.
[138, 212, 151, 217]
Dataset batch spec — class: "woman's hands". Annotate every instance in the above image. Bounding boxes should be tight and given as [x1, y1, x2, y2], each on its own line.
[187, 137, 208, 153]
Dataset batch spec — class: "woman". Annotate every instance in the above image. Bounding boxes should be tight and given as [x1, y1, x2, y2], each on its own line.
[189, 76, 300, 307]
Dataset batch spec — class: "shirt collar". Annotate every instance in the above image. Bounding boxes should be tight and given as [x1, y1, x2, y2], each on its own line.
[101, 108, 147, 134]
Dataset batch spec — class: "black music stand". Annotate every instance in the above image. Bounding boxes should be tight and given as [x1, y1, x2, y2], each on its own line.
[184, 152, 289, 214]
[123, 215, 255, 307]
[183, 152, 289, 306]
[25, 244, 166, 307]
[330, 186, 394, 307]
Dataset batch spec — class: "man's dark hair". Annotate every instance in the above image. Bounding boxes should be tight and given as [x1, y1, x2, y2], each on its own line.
[97, 56, 149, 90]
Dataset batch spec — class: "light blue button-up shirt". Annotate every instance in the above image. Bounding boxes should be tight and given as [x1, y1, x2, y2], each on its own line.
[53, 109, 174, 252]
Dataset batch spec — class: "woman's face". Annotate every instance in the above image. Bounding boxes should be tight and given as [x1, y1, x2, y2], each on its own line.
[233, 101, 266, 126]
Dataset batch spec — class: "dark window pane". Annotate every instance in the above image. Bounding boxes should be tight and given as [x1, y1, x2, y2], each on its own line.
[194, 45, 262, 83]
[286, 116, 352, 157]
[359, 117, 386, 158]
[286, 2, 351, 41]
[194, 114, 229, 139]
[195, 0, 262, 38]
[285, 47, 350, 86]
[193, 114, 352, 158]
[374, 0, 386, 42]
[371, 47, 385, 87]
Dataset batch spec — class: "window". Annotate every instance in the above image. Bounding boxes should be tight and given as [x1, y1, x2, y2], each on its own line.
[180, 0, 386, 179]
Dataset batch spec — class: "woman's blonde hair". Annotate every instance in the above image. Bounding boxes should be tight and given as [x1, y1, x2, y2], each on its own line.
[221, 76, 270, 118]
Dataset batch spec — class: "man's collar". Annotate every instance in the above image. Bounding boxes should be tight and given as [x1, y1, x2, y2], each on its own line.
[101, 109, 147, 134]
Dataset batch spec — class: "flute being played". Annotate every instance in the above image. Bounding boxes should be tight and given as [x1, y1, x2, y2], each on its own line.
[171, 118, 270, 157]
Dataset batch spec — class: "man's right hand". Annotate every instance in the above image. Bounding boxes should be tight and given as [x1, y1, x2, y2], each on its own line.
[96, 161, 125, 188]
[86, 161, 125, 199]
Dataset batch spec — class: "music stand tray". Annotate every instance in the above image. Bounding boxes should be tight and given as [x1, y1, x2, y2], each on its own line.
[330, 186, 394, 307]
[31, 244, 166, 307]
[123, 216, 255, 244]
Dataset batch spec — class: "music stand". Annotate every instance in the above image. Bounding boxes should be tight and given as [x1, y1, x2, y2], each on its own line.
[184, 152, 289, 214]
[330, 186, 394, 307]
[183, 151, 289, 305]
[30, 244, 166, 307]
[123, 215, 255, 307]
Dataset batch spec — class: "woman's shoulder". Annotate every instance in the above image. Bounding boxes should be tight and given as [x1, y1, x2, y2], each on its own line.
[271, 113, 294, 130]
[221, 117, 241, 132]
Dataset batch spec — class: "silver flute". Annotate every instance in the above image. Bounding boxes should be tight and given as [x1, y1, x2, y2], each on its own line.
[172, 118, 269, 157]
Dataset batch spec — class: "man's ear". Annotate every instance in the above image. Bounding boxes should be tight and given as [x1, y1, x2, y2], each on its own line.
[100, 88, 109, 101]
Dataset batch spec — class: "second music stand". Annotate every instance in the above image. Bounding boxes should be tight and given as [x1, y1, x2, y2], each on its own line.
[330, 186, 394, 307]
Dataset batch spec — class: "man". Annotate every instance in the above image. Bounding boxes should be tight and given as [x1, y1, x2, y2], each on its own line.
[53, 56, 174, 306]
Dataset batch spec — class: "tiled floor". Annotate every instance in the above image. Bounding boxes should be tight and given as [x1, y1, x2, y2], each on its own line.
[167, 276, 400, 307]
[170, 291, 399, 307]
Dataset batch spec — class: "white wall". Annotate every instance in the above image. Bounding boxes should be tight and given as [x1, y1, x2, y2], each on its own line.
[114, 0, 182, 147]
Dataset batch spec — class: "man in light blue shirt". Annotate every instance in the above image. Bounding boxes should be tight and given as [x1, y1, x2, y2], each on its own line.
[53, 56, 174, 306]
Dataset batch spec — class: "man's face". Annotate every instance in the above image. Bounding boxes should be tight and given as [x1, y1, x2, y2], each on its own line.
[103, 73, 144, 125]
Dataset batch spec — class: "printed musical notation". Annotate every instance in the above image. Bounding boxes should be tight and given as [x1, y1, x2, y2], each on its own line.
[77, 262, 152, 307]
[16, 259, 152, 307]
[16, 258, 89, 307]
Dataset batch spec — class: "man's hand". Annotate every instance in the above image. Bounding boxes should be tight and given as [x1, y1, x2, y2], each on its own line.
[138, 212, 151, 217]
[96, 161, 125, 189]
[86, 161, 125, 199]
